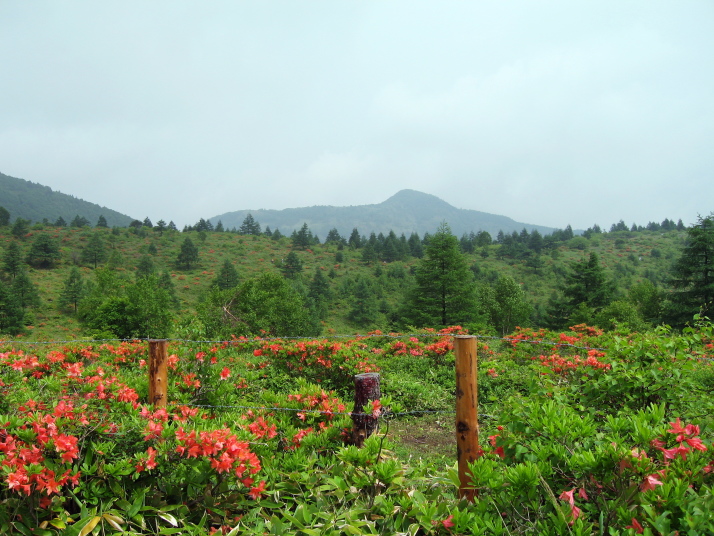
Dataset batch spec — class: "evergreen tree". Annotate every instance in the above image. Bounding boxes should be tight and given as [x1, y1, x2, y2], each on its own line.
[59, 267, 85, 313]
[348, 228, 362, 249]
[404, 222, 476, 327]
[96, 215, 108, 228]
[143, 217, 153, 228]
[70, 215, 90, 228]
[349, 277, 379, 328]
[0, 206, 9, 226]
[157, 271, 180, 309]
[168, 221, 178, 231]
[155, 220, 167, 235]
[240, 214, 261, 235]
[2, 241, 23, 279]
[281, 251, 303, 279]
[325, 228, 343, 244]
[26, 234, 61, 268]
[291, 223, 313, 249]
[12, 270, 41, 309]
[215, 220, 224, 233]
[176, 237, 199, 269]
[54, 216, 67, 227]
[667, 213, 714, 325]
[81, 233, 106, 269]
[562, 252, 613, 317]
[11, 218, 30, 238]
[308, 266, 331, 319]
[0, 280, 24, 334]
[135, 255, 156, 279]
[214, 259, 239, 290]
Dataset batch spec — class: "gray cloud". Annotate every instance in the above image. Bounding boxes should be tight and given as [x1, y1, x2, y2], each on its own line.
[1, 1, 712, 229]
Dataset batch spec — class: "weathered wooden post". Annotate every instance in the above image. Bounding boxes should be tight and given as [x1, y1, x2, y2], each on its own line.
[148, 339, 168, 408]
[351, 372, 381, 447]
[454, 335, 479, 501]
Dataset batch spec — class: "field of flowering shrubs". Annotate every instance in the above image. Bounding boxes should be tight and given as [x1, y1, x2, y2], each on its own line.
[2, 320, 714, 535]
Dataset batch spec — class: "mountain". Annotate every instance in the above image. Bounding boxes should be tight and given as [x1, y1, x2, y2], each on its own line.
[210, 189, 556, 239]
[0, 171, 134, 227]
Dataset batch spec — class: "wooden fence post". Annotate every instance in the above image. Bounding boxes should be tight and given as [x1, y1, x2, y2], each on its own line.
[351, 372, 381, 447]
[148, 339, 168, 408]
[454, 335, 479, 501]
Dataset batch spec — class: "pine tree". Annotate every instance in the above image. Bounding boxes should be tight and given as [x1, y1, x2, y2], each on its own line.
[563, 252, 613, 311]
[176, 238, 199, 269]
[0, 206, 11, 226]
[2, 240, 23, 279]
[240, 214, 261, 235]
[0, 280, 24, 334]
[404, 222, 476, 327]
[11, 218, 30, 238]
[214, 259, 239, 290]
[349, 277, 379, 328]
[667, 213, 714, 325]
[96, 215, 108, 228]
[26, 234, 62, 268]
[81, 233, 106, 269]
[281, 251, 303, 279]
[59, 267, 85, 313]
[135, 255, 156, 280]
[309, 266, 331, 319]
[12, 270, 41, 309]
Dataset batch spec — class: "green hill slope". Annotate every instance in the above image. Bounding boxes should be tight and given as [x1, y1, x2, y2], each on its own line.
[0, 171, 134, 227]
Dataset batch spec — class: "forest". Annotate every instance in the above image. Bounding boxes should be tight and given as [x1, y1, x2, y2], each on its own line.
[0, 205, 709, 341]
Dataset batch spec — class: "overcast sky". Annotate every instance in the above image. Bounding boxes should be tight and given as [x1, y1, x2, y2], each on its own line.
[1, 2, 712, 230]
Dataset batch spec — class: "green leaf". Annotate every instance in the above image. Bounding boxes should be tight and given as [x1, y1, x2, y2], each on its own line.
[157, 512, 178, 527]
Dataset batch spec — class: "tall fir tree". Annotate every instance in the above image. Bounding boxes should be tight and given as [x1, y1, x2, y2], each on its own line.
[12, 270, 41, 309]
[214, 259, 240, 290]
[0, 280, 24, 334]
[176, 237, 199, 269]
[59, 267, 85, 313]
[2, 240, 23, 279]
[81, 233, 107, 269]
[667, 213, 714, 326]
[404, 222, 476, 327]
[26, 234, 61, 268]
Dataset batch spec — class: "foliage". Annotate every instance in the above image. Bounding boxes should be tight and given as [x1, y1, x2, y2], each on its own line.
[477, 275, 534, 335]
[0, 280, 25, 334]
[176, 237, 199, 270]
[58, 266, 85, 313]
[667, 213, 714, 326]
[404, 223, 477, 327]
[2, 240, 23, 279]
[25, 233, 62, 268]
[214, 259, 240, 290]
[80, 232, 106, 269]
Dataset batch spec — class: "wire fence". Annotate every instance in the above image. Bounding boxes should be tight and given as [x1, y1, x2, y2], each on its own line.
[1, 330, 710, 427]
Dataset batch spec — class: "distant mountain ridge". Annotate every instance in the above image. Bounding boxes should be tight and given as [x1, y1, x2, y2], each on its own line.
[0, 171, 134, 227]
[210, 189, 555, 239]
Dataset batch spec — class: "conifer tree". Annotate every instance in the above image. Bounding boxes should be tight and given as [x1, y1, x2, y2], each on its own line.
[59, 267, 85, 313]
[214, 259, 239, 290]
[176, 237, 199, 269]
[81, 233, 107, 269]
[12, 270, 41, 310]
[349, 276, 379, 328]
[96, 215, 108, 228]
[135, 255, 156, 280]
[26, 234, 61, 268]
[2, 240, 23, 279]
[667, 213, 714, 325]
[0, 280, 24, 334]
[404, 222, 476, 327]
[0, 206, 9, 226]
[281, 251, 303, 279]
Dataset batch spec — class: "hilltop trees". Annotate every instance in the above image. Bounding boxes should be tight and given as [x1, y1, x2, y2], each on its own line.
[403, 223, 476, 327]
[240, 214, 261, 235]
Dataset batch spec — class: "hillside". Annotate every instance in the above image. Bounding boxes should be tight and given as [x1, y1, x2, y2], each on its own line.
[0, 220, 687, 341]
[209, 189, 556, 239]
[0, 171, 134, 227]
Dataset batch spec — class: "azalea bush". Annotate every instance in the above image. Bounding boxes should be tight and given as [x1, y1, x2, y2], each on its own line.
[2, 320, 714, 534]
